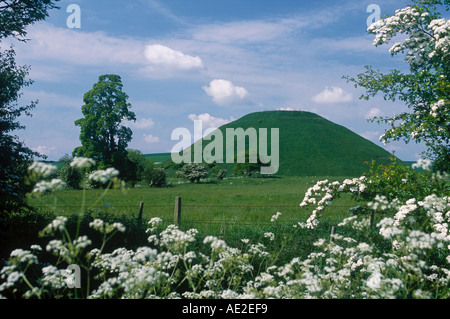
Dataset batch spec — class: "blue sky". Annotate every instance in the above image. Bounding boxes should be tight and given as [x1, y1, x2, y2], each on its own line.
[7, 0, 432, 161]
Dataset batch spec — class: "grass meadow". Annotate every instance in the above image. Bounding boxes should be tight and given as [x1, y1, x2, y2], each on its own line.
[3, 158, 449, 299]
[25, 175, 361, 264]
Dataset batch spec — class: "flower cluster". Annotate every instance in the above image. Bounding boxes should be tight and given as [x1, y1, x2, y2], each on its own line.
[412, 158, 433, 170]
[33, 178, 66, 193]
[28, 162, 58, 177]
[369, 6, 450, 69]
[1, 188, 449, 299]
[89, 219, 126, 235]
[88, 168, 119, 184]
[70, 157, 96, 169]
[300, 177, 367, 228]
[1, 155, 449, 299]
[360, 2, 450, 169]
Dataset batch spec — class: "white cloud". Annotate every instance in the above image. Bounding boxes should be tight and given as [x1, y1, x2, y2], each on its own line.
[365, 107, 382, 119]
[12, 24, 203, 80]
[17, 22, 144, 66]
[143, 134, 160, 143]
[312, 86, 353, 104]
[188, 113, 235, 130]
[275, 107, 302, 111]
[192, 20, 291, 44]
[32, 145, 57, 157]
[190, 6, 345, 45]
[144, 44, 203, 70]
[133, 118, 155, 129]
[203, 79, 248, 106]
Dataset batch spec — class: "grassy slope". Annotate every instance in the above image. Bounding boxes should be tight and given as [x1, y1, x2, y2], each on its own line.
[179, 110, 394, 177]
[144, 153, 172, 164]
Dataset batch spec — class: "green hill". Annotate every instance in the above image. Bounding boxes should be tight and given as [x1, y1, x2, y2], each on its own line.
[172, 110, 394, 177]
[144, 153, 173, 164]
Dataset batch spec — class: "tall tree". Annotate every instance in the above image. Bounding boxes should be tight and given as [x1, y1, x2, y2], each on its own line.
[345, 0, 449, 172]
[73, 74, 136, 177]
[0, 0, 60, 214]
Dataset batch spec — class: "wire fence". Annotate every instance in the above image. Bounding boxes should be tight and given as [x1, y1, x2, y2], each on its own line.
[33, 196, 357, 228]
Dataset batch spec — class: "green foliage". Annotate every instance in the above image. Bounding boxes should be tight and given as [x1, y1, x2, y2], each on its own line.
[344, 0, 450, 172]
[125, 149, 148, 187]
[0, 0, 60, 40]
[143, 163, 167, 187]
[0, 41, 48, 214]
[233, 151, 263, 177]
[57, 155, 84, 189]
[210, 166, 227, 180]
[4, 156, 449, 299]
[0, 209, 55, 260]
[73, 74, 136, 180]
[359, 156, 449, 203]
[176, 163, 209, 183]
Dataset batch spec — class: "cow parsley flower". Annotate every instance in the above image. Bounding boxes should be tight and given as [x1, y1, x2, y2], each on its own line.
[41, 216, 68, 235]
[28, 161, 57, 177]
[33, 179, 66, 193]
[70, 157, 96, 169]
[88, 168, 119, 184]
[203, 236, 227, 251]
[270, 212, 281, 222]
[89, 219, 125, 234]
[264, 232, 275, 241]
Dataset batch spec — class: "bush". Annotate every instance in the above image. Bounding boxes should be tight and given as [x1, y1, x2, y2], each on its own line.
[210, 166, 227, 180]
[57, 155, 84, 189]
[176, 163, 209, 183]
[143, 165, 167, 187]
[233, 151, 263, 177]
[359, 156, 449, 203]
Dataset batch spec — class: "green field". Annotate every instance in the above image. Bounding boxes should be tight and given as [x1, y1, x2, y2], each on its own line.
[144, 153, 173, 164]
[29, 175, 361, 245]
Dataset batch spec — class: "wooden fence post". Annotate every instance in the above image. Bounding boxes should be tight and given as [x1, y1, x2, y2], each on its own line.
[137, 201, 144, 226]
[174, 197, 181, 225]
[369, 211, 375, 229]
[330, 225, 336, 242]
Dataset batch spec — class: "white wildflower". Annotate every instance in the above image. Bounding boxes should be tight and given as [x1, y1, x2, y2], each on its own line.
[88, 168, 119, 184]
[70, 157, 96, 169]
[412, 158, 433, 171]
[33, 179, 66, 193]
[28, 161, 57, 177]
[270, 212, 282, 222]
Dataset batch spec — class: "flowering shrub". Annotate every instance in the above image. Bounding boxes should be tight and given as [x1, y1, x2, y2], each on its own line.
[1, 155, 449, 299]
[176, 163, 209, 183]
[346, 0, 450, 172]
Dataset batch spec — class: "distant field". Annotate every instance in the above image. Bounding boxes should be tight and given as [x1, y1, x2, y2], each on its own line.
[29, 175, 361, 239]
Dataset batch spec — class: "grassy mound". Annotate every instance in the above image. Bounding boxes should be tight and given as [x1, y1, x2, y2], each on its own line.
[169, 110, 394, 177]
